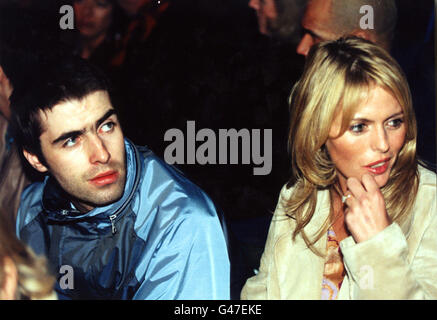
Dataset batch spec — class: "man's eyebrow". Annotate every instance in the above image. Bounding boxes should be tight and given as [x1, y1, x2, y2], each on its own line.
[51, 109, 117, 145]
[96, 109, 117, 129]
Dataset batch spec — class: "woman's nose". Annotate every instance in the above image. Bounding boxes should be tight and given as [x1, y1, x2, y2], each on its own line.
[371, 126, 390, 153]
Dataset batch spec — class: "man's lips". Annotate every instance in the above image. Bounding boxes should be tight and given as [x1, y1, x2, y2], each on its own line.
[89, 171, 119, 186]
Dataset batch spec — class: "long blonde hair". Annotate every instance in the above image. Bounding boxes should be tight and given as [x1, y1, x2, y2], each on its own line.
[286, 37, 418, 254]
[0, 214, 56, 299]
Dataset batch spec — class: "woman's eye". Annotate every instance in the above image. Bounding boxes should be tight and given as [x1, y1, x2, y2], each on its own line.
[387, 118, 404, 128]
[349, 123, 366, 133]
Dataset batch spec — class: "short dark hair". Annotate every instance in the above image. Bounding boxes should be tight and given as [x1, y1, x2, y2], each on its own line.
[329, 0, 397, 49]
[10, 56, 111, 165]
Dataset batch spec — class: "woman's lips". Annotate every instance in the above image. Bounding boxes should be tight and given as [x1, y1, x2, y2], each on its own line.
[364, 158, 391, 175]
[89, 171, 119, 186]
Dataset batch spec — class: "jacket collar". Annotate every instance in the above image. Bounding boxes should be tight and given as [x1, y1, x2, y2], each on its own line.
[274, 188, 331, 299]
[300, 188, 331, 253]
[41, 139, 141, 222]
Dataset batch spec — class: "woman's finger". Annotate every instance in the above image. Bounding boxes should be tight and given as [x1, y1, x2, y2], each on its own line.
[346, 176, 365, 199]
[361, 173, 379, 193]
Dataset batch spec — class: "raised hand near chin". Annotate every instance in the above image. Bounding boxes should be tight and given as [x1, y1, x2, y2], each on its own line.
[343, 173, 391, 243]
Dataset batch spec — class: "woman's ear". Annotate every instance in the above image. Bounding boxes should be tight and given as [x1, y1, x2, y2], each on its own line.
[22, 150, 48, 173]
[0, 257, 18, 300]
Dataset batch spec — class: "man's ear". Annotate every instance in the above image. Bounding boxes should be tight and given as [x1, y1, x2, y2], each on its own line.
[23, 149, 48, 173]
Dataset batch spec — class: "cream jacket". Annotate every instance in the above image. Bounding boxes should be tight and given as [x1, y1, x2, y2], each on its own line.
[241, 165, 437, 299]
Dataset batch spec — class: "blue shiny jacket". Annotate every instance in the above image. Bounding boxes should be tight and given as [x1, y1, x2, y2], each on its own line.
[16, 140, 230, 299]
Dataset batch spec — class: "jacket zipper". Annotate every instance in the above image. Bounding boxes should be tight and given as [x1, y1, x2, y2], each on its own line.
[106, 144, 141, 236]
[109, 214, 117, 235]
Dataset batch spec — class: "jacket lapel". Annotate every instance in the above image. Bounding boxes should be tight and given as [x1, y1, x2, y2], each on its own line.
[274, 189, 331, 299]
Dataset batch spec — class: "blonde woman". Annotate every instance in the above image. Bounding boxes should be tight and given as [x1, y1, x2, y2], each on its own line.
[241, 37, 437, 299]
[0, 213, 56, 300]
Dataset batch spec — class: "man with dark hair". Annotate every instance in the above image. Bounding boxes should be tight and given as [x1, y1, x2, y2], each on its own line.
[11, 57, 230, 300]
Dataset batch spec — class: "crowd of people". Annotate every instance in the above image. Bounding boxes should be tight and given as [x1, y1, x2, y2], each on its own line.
[0, 0, 435, 300]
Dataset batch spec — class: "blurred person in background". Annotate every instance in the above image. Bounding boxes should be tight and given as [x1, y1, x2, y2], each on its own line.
[249, 0, 306, 42]
[0, 65, 29, 225]
[0, 212, 56, 300]
[74, 0, 118, 60]
[248, 0, 279, 36]
[296, 0, 397, 56]
[112, 0, 170, 66]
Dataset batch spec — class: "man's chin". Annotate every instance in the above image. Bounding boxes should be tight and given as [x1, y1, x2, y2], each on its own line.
[77, 194, 123, 211]
[75, 181, 126, 211]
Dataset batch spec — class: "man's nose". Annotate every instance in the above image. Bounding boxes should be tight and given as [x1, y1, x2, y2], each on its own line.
[89, 136, 110, 164]
[296, 33, 313, 57]
[371, 126, 390, 153]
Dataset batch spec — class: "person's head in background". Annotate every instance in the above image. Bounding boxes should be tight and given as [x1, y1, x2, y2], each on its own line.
[0, 213, 56, 300]
[117, 0, 145, 17]
[74, 0, 115, 59]
[297, 0, 397, 56]
[248, 0, 278, 35]
[248, 0, 306, 41]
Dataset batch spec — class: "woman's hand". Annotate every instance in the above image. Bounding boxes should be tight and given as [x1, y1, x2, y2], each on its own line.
[343, 173, 391, 243]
